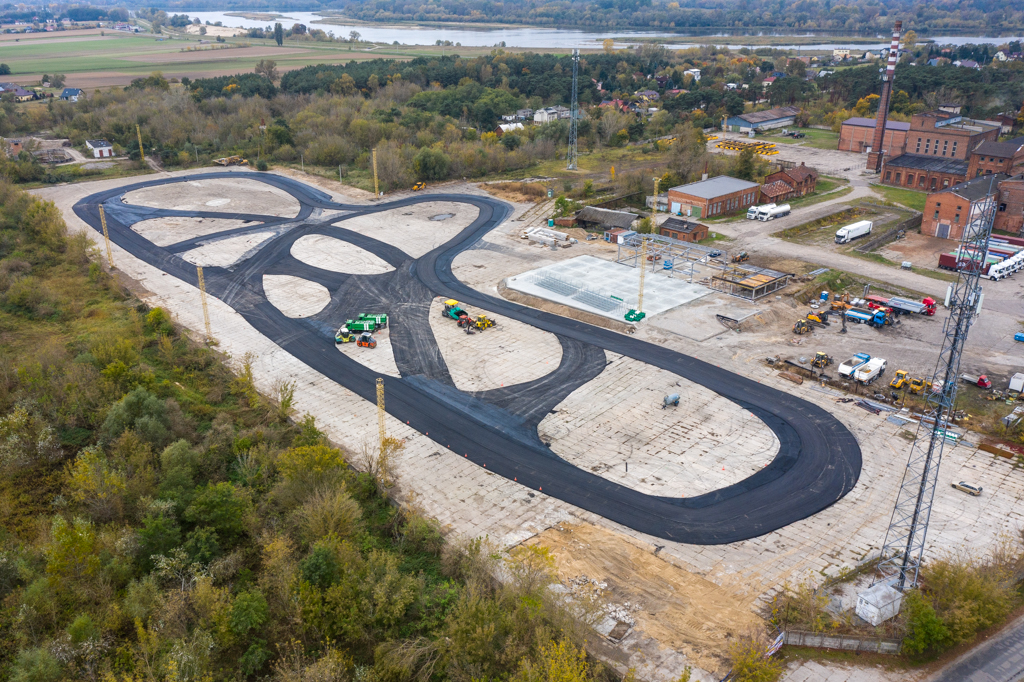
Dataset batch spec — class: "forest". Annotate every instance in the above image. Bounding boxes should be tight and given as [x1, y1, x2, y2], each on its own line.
[0, 179, 647, 681]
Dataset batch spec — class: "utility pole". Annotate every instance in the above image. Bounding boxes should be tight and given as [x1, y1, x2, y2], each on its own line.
[196, 265, 213, 341]
[136, 124, 145, 163]
[372, 148, 379, 198]
[98, 204, 114, 268]
[874, 178, 997, 594]
[567, 48, 579, 171]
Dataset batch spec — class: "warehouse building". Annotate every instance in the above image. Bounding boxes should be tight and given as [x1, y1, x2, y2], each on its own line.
[667, 176, 760, 219]
[923, 173, 1024, 239]
[723, 106, 800, 133]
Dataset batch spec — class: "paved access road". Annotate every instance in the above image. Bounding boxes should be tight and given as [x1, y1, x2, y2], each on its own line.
[74, 172, 862, 545]
[927, 614, 1024, 682]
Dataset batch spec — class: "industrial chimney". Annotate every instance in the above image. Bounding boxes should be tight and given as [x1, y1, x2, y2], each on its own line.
[867, 20, 902, 172]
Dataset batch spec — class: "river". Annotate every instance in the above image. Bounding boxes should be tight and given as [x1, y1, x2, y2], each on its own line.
[184, 11, 1024, 51]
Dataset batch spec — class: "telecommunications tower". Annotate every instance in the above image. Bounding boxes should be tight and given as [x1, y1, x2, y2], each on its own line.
[867, 20, 902, 172]
[875, 178, 997, 592]
[567, 48, 579, 171]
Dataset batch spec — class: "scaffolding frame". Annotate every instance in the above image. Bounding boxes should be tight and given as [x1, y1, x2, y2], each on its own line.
[616, 232, 717, 268]
[709, 264, 793, 300]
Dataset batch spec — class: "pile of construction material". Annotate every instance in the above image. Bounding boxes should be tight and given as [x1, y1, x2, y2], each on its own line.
[521, 226, 578, 248]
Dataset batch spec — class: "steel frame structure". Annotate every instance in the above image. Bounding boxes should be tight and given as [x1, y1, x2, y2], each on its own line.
[567, 49, 579, 171]
[876, 180, 997, 592]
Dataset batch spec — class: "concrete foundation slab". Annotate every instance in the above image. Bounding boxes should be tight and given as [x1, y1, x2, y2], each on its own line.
[123, 177, 300, 217]
[131, 216, 252, 247]
[506, 255, 712, 320]
[181, 231, 275, 268]
[337, 202, 480, 258]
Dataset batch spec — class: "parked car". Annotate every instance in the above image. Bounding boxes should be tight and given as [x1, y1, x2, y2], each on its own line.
[952, 481, 982, 496]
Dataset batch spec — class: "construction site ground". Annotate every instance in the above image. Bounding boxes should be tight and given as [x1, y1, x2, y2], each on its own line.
[35, 167, 1024, 682]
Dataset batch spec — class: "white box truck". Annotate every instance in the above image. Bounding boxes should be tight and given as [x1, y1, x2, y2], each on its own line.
[758, 203, 791, 221]
[835, 220, 873, 244]
[748, 203, 772, 220]
[854, 358, 887, 384]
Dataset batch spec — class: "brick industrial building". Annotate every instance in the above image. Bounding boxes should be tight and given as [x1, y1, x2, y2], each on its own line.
[667, 176, 761, 219]
[759, 163, 819, 203]
[922, 172, 1024, 240]
[658, 216, 708, 242]
[967, 138, 1024, 178]
[838, 117, 909, 154]
[874, 108, 1003, 190]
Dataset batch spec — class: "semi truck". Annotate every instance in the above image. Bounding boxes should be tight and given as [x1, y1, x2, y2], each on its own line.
[864, 295, 937, 316]
[747, 203, 773, 220]
[757, 203, 791, 221]
[838, 352, 870, 378]
[854, 358, 887, 384]
[835, 220, 873, 244]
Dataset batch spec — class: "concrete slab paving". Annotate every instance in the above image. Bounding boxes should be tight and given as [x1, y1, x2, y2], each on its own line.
[538, 353, 780, 497]
[180, 230, 276, 267]
[291, 233, 395, 274]
[122, 176, 301, 216]
[428, 297, 563, 392]
[262, 274, 330, 318]
[131, 216, 252, 247]
[506, 254, 713, 320]
[337, 201, 480, 258]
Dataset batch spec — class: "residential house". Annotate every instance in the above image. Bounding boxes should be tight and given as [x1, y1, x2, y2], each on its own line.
[759, 163, 819, 203]
[59, 88, 82, 102]
[683, 68, 701, 82]
[953, 59, 981, 69]
[833, 48, 851, 60]
[495, 122, 524, 137]
[761, 76, 777, 89]
[0, 83, 35, 102]
[533, 106, 570, 123]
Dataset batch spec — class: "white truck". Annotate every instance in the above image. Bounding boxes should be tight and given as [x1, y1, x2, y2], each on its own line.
[854, 358, 887, 384]
[835, 220, 873, 244]
[758, 203, 791, 221]
[748, 203, 773, 220]
[838, 352, 870, 379]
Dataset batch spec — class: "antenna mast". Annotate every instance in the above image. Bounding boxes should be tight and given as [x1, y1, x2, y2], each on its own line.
[875, 178, 996, 591]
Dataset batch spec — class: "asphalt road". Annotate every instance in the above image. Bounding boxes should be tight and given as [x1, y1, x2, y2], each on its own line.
[74, 171, 863, 545]
[929, 614, 1024, 682]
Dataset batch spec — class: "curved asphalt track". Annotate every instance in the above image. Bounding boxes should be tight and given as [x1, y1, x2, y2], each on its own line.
[74, 172, 861, 544]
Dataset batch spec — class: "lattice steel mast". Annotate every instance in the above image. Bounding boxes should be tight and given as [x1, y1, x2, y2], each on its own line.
[567, 49, 579, 171]
[876, 179, 996, 591]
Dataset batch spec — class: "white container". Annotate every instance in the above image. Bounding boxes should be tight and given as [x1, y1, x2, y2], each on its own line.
[835, 220, 873, 244]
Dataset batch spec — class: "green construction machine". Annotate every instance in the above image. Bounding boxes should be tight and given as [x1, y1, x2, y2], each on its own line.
[358, 313, 389, 329]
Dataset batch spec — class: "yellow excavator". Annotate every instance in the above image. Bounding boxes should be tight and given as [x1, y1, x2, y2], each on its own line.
[812, 351, 833, 369]
[793, 319, 812, 335]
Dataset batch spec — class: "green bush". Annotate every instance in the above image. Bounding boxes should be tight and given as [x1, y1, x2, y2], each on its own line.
[184, 482, 249, 544]
[9, 647, 62, 682]
[902, 589, 950, 657]
[413, 147, 451, 181]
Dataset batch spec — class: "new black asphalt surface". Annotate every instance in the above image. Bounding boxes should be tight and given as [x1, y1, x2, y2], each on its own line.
[74, 171, 862, 544]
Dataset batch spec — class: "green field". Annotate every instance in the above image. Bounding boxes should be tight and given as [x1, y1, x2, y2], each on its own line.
[0, 29, 516, 87]
[870, 184, 929, 212]
[766, 127, 840, 150]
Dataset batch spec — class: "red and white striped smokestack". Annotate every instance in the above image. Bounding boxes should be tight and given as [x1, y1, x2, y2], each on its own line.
[867, 20, 902, 173]
[882, 21, 902, 82]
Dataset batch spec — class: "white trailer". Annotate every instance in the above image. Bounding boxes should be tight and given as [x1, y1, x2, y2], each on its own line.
[835, 220, 873, 244]
[758, 203, 791, 221]
[748, 203, 773, 220]
[854, 357, 887, 384]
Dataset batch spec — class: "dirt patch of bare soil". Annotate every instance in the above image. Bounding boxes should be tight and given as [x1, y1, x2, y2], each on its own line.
[529, 523, 761, 672]
[480, 181, 547, 204]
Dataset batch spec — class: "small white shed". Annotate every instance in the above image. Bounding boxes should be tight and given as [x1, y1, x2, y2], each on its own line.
[856, 583, 903, 626]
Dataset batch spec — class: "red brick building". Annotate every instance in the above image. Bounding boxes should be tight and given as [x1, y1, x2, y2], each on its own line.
[666, 176, 760, 219]
[658, 216, 708, 242]
[838, 117, 909, 154]
[759, 163, 819, 203]
[921, 172, 1024, 240]
[873, 108, 1002, 190]
[966, 138, 1024, 178]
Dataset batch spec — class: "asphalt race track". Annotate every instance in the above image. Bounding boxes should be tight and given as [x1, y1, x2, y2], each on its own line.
[74, 172, 861, 545]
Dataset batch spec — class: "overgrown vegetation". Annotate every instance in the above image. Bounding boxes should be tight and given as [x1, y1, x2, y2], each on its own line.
[0, 180, 617, 681]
